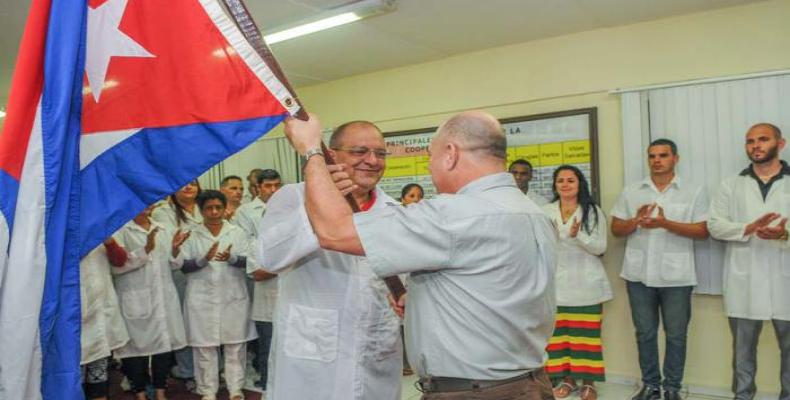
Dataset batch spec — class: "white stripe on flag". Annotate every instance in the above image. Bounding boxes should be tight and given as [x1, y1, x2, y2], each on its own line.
[80, 128, 141, 169]
[199, 0, 302, 116]
[0, 100, 47, 400]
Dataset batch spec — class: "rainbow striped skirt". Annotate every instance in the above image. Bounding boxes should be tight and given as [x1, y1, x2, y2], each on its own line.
[545, 304, 605, 382]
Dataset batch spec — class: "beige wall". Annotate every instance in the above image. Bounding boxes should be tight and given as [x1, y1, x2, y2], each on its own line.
[278, 0, 790, 393]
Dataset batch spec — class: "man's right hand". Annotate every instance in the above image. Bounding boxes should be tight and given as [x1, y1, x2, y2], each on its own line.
[744, 212, 781, 237]
[387, 293, 406, 319]
[327, 164, 358, 196]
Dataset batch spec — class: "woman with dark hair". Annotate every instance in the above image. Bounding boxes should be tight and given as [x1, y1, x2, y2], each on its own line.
[543, 165, 612, 400]
[152, 180, 203, 229]
[400, 183, 424, 206]
[150, 180, 202, 385]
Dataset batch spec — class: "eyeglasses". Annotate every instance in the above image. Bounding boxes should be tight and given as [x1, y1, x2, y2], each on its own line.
[331, 146, 390, 159]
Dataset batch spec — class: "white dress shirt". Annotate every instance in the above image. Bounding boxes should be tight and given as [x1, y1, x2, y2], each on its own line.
[610, 176, 708, 287]
[354, 172, 557, 380]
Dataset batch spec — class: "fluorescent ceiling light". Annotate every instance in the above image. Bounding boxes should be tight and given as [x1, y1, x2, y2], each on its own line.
[264, 0, 395, 45]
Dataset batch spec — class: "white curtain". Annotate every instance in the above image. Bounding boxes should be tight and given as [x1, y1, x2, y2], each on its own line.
[199, 136, 299, 189]
[620, 73, 790, 294]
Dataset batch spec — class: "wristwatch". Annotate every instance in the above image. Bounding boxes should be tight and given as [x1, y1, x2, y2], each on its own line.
[302, 146, 324, 161]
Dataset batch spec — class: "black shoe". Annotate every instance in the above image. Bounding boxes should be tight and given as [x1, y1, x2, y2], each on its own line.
[631, 386, 661, 400]
[663, 390, 682, 400]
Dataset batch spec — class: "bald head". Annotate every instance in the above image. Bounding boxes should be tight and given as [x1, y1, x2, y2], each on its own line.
[748, 122, 782, 139]
[436, 110, 506, 160]
[329, 120, 382, 148]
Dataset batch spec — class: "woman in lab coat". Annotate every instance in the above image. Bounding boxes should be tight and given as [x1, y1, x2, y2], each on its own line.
[111, 204, 191, 400]
[173, 190, 256, 400]
[80, 241, 129, 400]
[542, 165, 611, 400]
[151, 180, 202, 381]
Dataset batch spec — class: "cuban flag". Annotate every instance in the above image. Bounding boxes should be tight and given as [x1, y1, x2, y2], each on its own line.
[0, 0, 300, 398]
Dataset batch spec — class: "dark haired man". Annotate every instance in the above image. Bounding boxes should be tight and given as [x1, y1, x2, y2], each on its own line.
[709, 123, 790, 400]
[175, 190, 256, 400]
[219, 175, 244, 222]
[611, 139, 709, 400]
[509, 159, 548, 206]
[235, 169, 282, 393]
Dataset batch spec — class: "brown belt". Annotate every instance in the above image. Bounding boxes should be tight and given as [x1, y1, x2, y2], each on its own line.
[418, 369, 539, 393]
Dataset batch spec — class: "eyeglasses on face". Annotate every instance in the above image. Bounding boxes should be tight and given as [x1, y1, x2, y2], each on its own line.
[331, 146, 390, 159]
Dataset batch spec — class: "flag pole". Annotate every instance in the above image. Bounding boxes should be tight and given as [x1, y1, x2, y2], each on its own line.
[219, 0, 406, 299]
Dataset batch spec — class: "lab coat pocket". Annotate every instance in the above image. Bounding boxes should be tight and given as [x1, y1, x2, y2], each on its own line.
[363, 316, 400, 363]
[730, 247, 752, 276]
[283, 304, 338, 362]
[659, 252, 693, 282]
[120, 289, 152, 320]
[624, 248, 644, 276]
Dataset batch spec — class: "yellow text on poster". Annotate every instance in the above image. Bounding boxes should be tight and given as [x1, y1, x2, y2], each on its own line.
[383, 156, 417, 178]
[563, 140, 590, 164]
[540, 143, 563, 166]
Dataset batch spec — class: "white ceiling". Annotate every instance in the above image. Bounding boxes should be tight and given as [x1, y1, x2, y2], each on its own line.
[0, 0, 768, 102]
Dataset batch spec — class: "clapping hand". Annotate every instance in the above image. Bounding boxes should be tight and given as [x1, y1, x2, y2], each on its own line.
[744, 212, 781, 237]
[639, 205, 666, 229]
[144, 227, 160, 254]
[214, 244, 233, 262]
[569, 217, 581, 238]
[755, 217, 788, 240]
[171, 229, 191, 257]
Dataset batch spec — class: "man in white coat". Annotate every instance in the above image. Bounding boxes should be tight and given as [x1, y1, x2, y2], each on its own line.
[708, 123, 790, 400]
[257, 121, 403, 400]
[236, 168, 281, 391]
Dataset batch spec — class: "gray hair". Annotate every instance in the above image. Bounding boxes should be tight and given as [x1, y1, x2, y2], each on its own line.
[437, 111, 506, 159]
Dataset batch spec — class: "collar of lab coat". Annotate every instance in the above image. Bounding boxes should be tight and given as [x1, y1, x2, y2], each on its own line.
[739, 160, 790, 178]
[123, 218, 165, 234]
[192, 221, 235, 240]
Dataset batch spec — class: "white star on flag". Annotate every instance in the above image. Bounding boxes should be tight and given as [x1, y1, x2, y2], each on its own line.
[85, 0, 155, 102]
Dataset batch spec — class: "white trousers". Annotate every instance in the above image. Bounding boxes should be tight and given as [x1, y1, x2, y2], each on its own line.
[193, 343, 247, 399]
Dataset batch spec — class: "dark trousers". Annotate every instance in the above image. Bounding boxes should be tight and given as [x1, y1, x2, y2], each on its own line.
[421, 369, 554, 400]
[255, 321, 273, 389]
[729, 317, 790, 400]
[626, 281, 693, 391]
[122, 352, 172, 393]
[83, 357, 110, 399]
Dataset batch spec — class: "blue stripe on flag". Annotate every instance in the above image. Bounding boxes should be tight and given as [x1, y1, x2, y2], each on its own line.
[79, 113, 286, 257]
[0, 170, 18, 233]
[39, 1, 86, 399]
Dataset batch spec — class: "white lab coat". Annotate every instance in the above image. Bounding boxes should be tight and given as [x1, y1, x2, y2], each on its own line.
[708, 170, 790, 320]
[151, 201, 203, 229]
[80, 245, 129, 365]
[237, 197, 278, 322]
[111, 220, 187, 358]
[174, 222, 257, 346]
[543, 202, 612, 306]
[258, 183, 403, 400]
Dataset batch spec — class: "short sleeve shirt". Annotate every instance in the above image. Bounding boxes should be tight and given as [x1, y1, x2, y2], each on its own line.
[610, 176, 708, 287]
[353, 173, 557, 380]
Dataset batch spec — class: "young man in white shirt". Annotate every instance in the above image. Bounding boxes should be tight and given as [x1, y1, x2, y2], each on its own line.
[610, 139, 709, 400]
[708, 123, 790, 400]
[235, 169, 282, 392]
